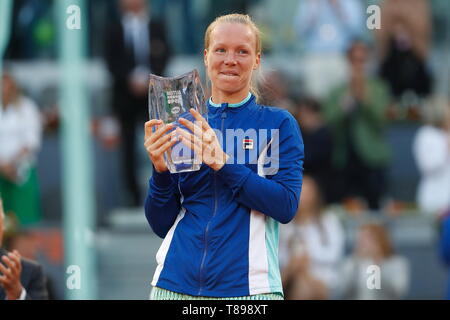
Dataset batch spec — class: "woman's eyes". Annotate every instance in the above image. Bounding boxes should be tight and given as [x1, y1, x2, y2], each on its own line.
[214, 48, 249, 54]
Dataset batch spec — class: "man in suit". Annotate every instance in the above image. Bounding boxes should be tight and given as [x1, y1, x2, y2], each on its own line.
[0, 198, 48, 300]
[105, 0, 171, 207]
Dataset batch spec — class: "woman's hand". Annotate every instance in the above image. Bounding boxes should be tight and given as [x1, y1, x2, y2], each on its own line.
[144, 120, 178, 173]
[176, 109, 229, 171]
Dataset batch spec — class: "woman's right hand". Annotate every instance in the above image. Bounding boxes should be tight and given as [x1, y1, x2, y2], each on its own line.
[144, 120, 177, 173]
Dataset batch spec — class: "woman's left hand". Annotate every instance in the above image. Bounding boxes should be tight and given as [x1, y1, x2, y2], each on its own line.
[177, 108, 229, 171]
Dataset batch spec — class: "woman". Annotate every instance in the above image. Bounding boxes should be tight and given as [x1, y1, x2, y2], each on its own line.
[0, 73, 42, 226]
[144, 14, 304, 299]
[280, 176, 345, 300]
[338, 223, 410, 300]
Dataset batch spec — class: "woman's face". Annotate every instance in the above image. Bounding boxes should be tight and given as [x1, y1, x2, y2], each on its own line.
[204, 23, 260, 98]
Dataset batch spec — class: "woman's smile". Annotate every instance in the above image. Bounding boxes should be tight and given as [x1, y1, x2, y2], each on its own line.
[219, 70, 240, 78]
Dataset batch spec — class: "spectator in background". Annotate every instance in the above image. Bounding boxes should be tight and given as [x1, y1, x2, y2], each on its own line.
[376, 0, 432, 105]
[207, 0, 256, 23]
[5, 0, 55, 60]
[0, 72, 42, 226]
[338, 223, 410, 300]
[440, 212, 450, 300]
[258, 70, 296, 114]
[280, 176, 345, 299]
[0, 198, 48, 300]
[4, 230, 57, 300]
[323, 40, 391, 211]
[293, 0, 364, 98]
[412, 97, 450, 217]
[151, 0, 197, 54]
[105, 0, 171, 207]
[295, 97, 334, 203]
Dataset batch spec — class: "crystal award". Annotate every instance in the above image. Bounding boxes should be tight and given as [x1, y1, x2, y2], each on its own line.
[148, 69, 207, 173]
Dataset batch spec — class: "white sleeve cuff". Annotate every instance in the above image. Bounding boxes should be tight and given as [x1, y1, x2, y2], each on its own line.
[18, 287, 27, 300]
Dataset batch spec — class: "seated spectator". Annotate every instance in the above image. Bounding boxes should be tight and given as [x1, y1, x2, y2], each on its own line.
[323, 40, 391, 211]
[295, 97, 334, 203]
[4, 230, 57, 300]
[0, 72, 42, 226]
[376, 0, 432, 103]
[0, 198, 48, 300]
[280, 176, 345, 299]
[258, 70, 296, 114]
[413, 96, 450, 217]
[338, 223, 410, 300]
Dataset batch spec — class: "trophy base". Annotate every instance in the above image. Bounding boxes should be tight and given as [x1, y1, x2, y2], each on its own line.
[166, 161, 202, 174]
[165, 151, 202, 173]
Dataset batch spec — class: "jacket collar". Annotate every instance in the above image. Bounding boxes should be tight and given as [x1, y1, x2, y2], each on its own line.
[207, 94, 256, 115]
[208, 93, 252, 108]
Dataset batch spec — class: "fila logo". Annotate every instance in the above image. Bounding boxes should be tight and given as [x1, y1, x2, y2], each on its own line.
[243, 139, 254, 150]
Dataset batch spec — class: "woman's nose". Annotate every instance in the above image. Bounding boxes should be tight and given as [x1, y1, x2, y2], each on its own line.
[224, 52, 237, 65]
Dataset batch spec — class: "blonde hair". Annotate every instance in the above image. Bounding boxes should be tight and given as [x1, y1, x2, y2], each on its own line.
[204, 13, 262, 102]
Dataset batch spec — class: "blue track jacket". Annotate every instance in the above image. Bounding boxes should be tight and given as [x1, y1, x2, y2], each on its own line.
[145, 94, 304, 297]
[440, 215, 450, 299]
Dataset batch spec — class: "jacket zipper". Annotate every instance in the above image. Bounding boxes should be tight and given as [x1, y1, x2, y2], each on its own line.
[198, 108, 227, 295]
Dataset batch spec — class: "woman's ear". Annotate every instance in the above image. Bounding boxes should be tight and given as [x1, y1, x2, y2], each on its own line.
[253, 52, 261, 70]
[204, 49, 209, 68]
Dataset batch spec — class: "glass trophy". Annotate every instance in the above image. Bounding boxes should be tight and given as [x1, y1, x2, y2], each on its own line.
[148, 69, 207, 173]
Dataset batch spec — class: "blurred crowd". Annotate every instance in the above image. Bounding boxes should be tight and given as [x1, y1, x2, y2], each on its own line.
[279, 176, 410, 299]
[260, 0, 449, 299]
[1, 0, 450, 299]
